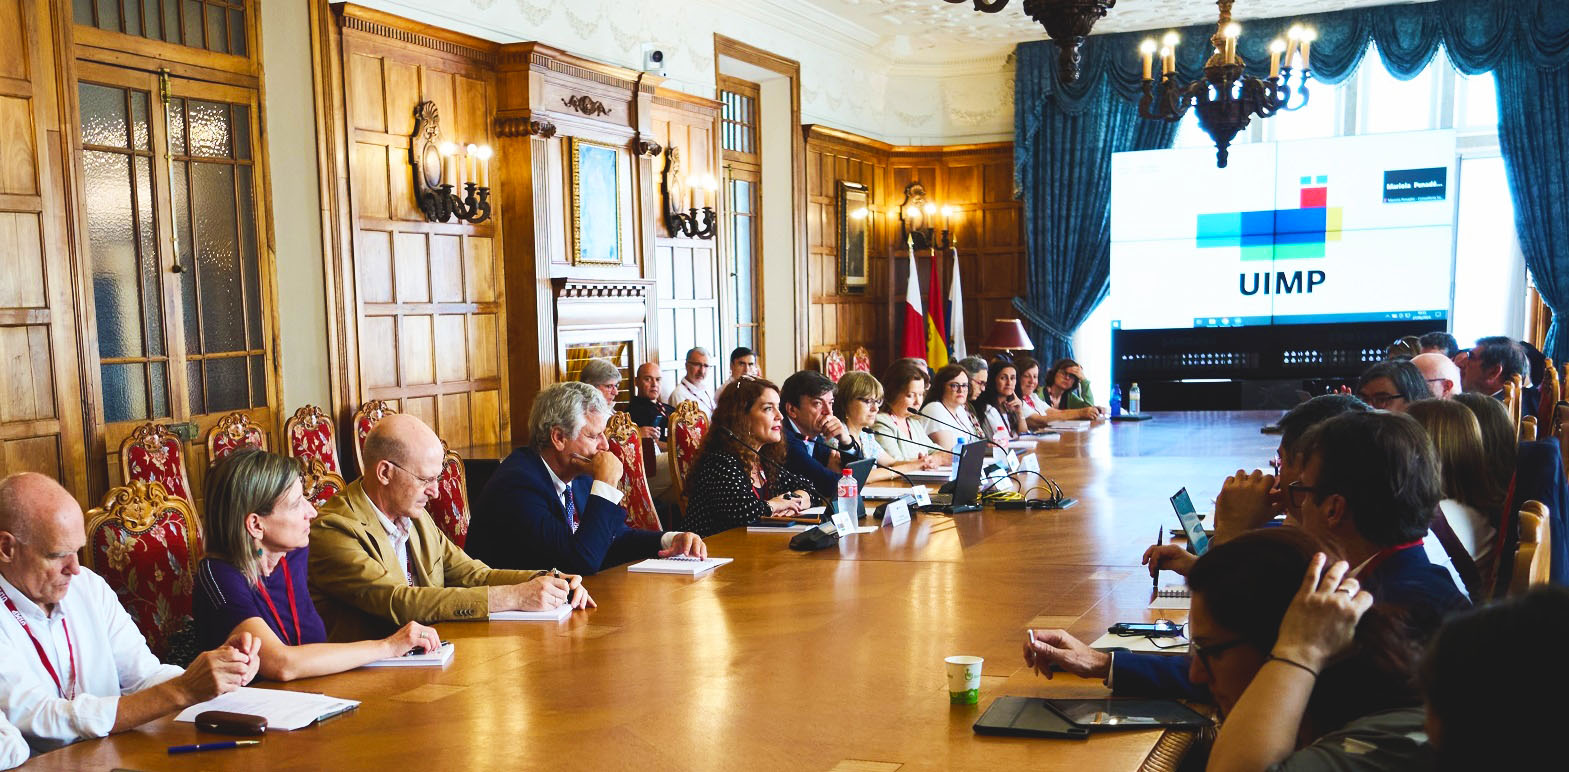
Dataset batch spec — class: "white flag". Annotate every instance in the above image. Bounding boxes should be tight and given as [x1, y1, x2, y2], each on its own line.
[947, 248, 966, 359]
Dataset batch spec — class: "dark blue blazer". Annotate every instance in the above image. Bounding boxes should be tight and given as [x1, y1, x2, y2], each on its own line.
[781, 419, 862, 499]
[1507, 439, 1569, 589]
[1110, 538, 1472, 700]
[467, 447, 664, 575]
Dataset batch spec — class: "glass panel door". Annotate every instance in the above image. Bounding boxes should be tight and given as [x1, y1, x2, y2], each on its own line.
[727, 167, 760, 353]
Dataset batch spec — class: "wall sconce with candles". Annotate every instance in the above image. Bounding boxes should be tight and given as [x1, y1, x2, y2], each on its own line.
[660, 146, 717, 239]
[896, 182, 955, 251]
[408, 100, 492, 224]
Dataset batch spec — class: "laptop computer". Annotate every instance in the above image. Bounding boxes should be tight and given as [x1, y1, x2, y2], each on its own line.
[1169, 487, 1210, 556]
[922, 441, 988, 514]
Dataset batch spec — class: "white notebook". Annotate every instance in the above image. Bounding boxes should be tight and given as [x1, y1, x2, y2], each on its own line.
[364, 641, 455, 667]
[904, 468, 952, 480]
[489, 605, 572, 621]
[1047, 420, 1091, 431]
[861, 486, 909, 500]
[1089, 631, 1189, 655]
[175, 687, 359, 731]
[747, 523, 815, 534]
[627, 556, 734, 575]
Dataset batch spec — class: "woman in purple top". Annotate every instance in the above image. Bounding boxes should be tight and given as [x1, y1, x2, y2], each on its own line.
[195, 449, 440, 680]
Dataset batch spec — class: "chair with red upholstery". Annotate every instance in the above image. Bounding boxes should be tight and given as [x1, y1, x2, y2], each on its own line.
[120, 423, 194, 502]
[351, 399, 399, 474]
[667, 400, 709, 522]
[284, 404, 342, 474]
[82, 481, 203, 663]
[851, 346, 872, 374]
[425, 441, 471, 548]
[822, 349, 847, 383]
[207, 411, 267, 465]
[298, 457, 348, 510]
[606, 410, 660, 531]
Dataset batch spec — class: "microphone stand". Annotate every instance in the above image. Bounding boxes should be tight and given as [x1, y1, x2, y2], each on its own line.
[910, 406, 1008, 454]
[716, 425, 822, 518]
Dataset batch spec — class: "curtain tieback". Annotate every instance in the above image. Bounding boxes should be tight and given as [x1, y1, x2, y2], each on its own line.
[1011, 297, 1074, 343]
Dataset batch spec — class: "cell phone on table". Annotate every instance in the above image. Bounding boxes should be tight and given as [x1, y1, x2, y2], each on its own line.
[1109, 620, 1183, 637]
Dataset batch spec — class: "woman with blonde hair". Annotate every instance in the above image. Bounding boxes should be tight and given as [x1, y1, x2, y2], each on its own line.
[195, 449, 441, 681]
[1406, 399, 1503, 596]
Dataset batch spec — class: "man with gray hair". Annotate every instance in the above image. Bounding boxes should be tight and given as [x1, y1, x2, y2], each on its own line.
[667, 346, 715, 416]
[577, 357, 622, 407]
[468, 382, 706, 574]
[309, 414, 590, 643]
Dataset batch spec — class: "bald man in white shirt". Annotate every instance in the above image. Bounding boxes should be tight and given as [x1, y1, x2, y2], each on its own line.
[0, 473, 260, 756]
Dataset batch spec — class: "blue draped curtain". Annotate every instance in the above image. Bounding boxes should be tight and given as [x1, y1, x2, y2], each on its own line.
[1013, 0, 1569, 358]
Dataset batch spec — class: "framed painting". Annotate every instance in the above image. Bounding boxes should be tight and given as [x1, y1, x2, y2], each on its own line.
[838, 181, 869, 294]
[570, 137, 623, 265]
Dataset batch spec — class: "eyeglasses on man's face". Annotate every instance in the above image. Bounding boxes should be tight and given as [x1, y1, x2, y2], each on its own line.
[1284, 480, 1326, 508]
[1357, 391, 1405, 409]
[388, 459, 442, 487]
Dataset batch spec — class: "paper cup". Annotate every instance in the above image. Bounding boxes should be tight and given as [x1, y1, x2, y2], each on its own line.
[945, 655, 983, 704]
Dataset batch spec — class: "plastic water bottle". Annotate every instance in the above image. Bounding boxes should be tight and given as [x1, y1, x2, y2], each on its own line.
[1129, 382, 1142, 415]
[950, 436, 965, 481]
[836, 468, 861, 522]
[1110, 384, 1123, 417]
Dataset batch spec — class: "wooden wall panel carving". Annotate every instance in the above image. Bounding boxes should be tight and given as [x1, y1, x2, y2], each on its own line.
[331, 4, 507, 462]
[0, 0, 87, 497]
[804, 126, 1023, 375]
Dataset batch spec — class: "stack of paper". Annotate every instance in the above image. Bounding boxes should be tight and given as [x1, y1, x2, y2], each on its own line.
[175, 687, 359, 731]
[627, 556, 734, 575]
[490, 605, 572, 621]
[861, 486, 909, 500]
[1088, 632, 1189, 655]
[904, 468, 952, 481]
[365, 641, 455, 667]
[746, 523, 815, 534]
[1047, 420, 1092, 431]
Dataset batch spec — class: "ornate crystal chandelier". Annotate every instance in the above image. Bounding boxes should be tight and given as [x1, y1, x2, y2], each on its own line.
[1137, 0, 1314, 167]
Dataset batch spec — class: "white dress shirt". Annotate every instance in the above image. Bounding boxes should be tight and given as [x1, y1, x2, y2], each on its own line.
[370, 499, 416, 586]
[0, 570, 184, 753]
[542, 459, 675, 548]
[668, 378, 714, 415]
[0, 713, 26, 770]
[920, 401, 982, 443]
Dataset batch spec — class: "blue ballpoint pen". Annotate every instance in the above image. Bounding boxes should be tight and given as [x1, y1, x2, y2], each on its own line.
[168, 740, 260, 754]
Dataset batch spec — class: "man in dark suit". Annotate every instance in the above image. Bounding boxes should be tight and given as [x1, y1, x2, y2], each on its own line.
[779, 371, 864, 499]
[1459, 336, 1537, 418]
[627, 362, 673, 443]
[468, 382, 706, 575]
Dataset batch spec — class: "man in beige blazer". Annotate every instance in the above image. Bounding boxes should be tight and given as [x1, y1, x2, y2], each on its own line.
[309, 414, 594, 642]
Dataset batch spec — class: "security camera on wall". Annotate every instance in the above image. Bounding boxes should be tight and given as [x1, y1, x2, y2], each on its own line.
[641, 43, 667, 76]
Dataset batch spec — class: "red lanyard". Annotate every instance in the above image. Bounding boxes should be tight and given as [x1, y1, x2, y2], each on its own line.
[254, 555, 302, 646]
[0, 583, 77, 699]
[1360, 538, 1424, 577]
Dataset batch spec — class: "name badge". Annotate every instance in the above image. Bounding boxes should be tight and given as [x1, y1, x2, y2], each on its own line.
[1004, 450, 1021, 472]
[882, 498, 912, 527]
[910, 485, 932, 507]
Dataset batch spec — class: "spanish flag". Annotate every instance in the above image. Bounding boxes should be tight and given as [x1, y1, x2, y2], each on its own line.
[925, 246, 949, 368]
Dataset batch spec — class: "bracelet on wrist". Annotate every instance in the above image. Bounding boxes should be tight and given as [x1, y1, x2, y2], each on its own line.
[1266, 654, 1320, 678]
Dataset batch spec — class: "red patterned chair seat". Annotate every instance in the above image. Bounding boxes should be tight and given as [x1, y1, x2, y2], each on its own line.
[298, 457, 347, 509]
[351, 399, 399, 476]
[207, 411, 267, 465]
[285, 404, 342, 474]
[426, 442, 471, 548]
[606, 411, 660, 531]
[83, 481, 202, 663]
[823, 349, 847, 383]
[667, 400, 709, 523]
[120, 423, 193, 502]
[851, 346, 872, 373]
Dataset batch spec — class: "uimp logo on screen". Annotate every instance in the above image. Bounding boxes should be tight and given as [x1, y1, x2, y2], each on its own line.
[1383, 167, 1448, 203]
[1195, 176, 1341, 296]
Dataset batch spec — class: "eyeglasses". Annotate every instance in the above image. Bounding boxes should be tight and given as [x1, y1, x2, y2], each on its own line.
[945, 382, 968, 392]
[388, 459, 442, 487]
[1284, 480, 1325, 508]
[1189, 634, 1249, 669]
[686, 362, 712, 370]
[856, 397, 882, 408]
[1357, 391, 1405, 409]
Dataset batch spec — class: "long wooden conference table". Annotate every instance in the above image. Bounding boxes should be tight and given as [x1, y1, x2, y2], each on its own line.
[24, 411, 1279, 771]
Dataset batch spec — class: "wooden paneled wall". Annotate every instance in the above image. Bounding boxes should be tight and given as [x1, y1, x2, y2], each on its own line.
[649, 89, 722, 393]
[0, 0, 87, 497]
[330, 5, 507, 458]
[805, 126, 1023, 375]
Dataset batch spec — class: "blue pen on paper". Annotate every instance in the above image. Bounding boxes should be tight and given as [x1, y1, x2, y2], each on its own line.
[168, 740, 260, 754]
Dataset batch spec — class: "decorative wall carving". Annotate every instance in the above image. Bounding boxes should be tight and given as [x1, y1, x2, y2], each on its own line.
[494, 116, 558, 138]
[562, 94, 613, 116]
